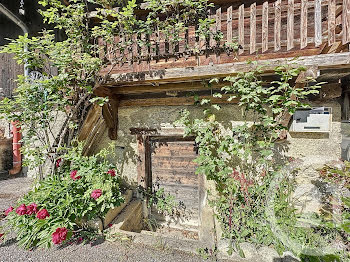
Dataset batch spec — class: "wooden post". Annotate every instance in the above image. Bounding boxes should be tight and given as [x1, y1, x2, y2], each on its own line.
[102, 97, 120, 140]
[274, 0, 281, 51]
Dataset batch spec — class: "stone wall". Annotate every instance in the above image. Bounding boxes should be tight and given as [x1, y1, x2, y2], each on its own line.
[93, 100, 342, 185]
[90, 99, 343, 258]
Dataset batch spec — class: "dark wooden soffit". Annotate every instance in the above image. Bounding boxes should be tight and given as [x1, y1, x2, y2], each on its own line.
[104, 52, 350, 87]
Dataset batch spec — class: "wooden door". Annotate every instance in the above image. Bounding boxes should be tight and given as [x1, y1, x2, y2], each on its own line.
[149, 137, 199, 237]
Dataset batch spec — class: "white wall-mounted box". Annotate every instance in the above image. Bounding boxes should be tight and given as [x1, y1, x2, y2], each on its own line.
[290, 107, 332, 133]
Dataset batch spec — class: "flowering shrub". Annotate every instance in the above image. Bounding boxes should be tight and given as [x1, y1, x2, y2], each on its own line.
[2, 144, 124, 249]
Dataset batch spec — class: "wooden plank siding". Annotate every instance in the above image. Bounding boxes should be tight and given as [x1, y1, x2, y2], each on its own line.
[99, 0, 350, 77]
[0, 53, 23, 98]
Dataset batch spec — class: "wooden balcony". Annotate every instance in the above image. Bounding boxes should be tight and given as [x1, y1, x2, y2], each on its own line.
[99, 0, 350, 88]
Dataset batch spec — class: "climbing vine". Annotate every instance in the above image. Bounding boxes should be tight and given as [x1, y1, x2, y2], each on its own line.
[0, 0, 222, 177]
[175, 64, 349, 258]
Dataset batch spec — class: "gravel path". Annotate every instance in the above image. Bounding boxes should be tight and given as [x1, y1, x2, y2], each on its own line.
[0, 177, 207, 262]
[0, 239, 206, 262]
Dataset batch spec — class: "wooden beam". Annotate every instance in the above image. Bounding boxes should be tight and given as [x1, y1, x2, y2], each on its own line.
[111, 81, 221, 95]
[107, 52, 350, 85]
[119, 95, 239, 107]
[78, 104, 102, 142]
[102, 97, 120, 140]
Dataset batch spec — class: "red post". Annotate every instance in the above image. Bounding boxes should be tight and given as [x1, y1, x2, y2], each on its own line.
[9, 121, 21, 175]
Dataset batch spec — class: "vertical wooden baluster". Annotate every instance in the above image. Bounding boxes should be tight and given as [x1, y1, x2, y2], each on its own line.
[238, 4, 244, 54]
[287, 0, 294, 50]
[159, 31, 165, 60]
[128, 35, 133, 66]
[141, 33, 147, 69]
[210, 7, 216, 48]
[114, 35, 120, 65]
[227, 6, 233, 45]
[216, 7, 221, 45]
[146, 34, 151, 65]
[250, 3, 256, 54]
[314, 0, 322, 47]
[328, 0, 336, 45]
[343, 0, 350, 44]
[120, 34, 125, 65]
[132, 34, 137, 70]
[156, 29, 160, 59]
[262, 1, 269, 52]
[275, 0, 281, 51]
[98, 37, 105, 60]
[151, 32, 157, 60]
[216, 7, 221, 62]
[300, 0, 308, 49]
[184, 27, 189, 56]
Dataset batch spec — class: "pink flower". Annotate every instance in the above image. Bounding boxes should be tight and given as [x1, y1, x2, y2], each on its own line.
[56, 158, 62, 168]
[36, 209, 50, 219]
[16, 204, 27, 215]
[26, 203, 38, 215]
[4, 206, 14, 216]
[52, 227, 68, 245]
[91, 189, 102, 200]
[70, 170, 81, 180]
[107, 169, 116, 177]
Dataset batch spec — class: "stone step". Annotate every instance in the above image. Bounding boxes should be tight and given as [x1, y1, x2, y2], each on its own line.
[109, 199, 143, 233]
[78, 189, 133, 231]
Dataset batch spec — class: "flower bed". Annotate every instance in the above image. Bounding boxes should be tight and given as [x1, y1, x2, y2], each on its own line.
[1, 144, 125, 249]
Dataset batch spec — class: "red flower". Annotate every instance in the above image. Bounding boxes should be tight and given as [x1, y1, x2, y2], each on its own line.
[107, 169, 116, 177]
[56, 158, 62, 168]
[16, 204, 27, 215]
[0, 233, 4, 238]
[4, 206, 14, 216]
[36, 209, 50, 219]
[52, 227, 68, 245]
[70, 170, 81, 180]
[91, 189, 102, 200]
[26, 203, 38, 215]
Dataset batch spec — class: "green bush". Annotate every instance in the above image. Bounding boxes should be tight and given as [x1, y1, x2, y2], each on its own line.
[2, 144, 125, 249]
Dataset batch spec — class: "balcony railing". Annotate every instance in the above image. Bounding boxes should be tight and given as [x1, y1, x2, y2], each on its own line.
[100, 0, 350, 75]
